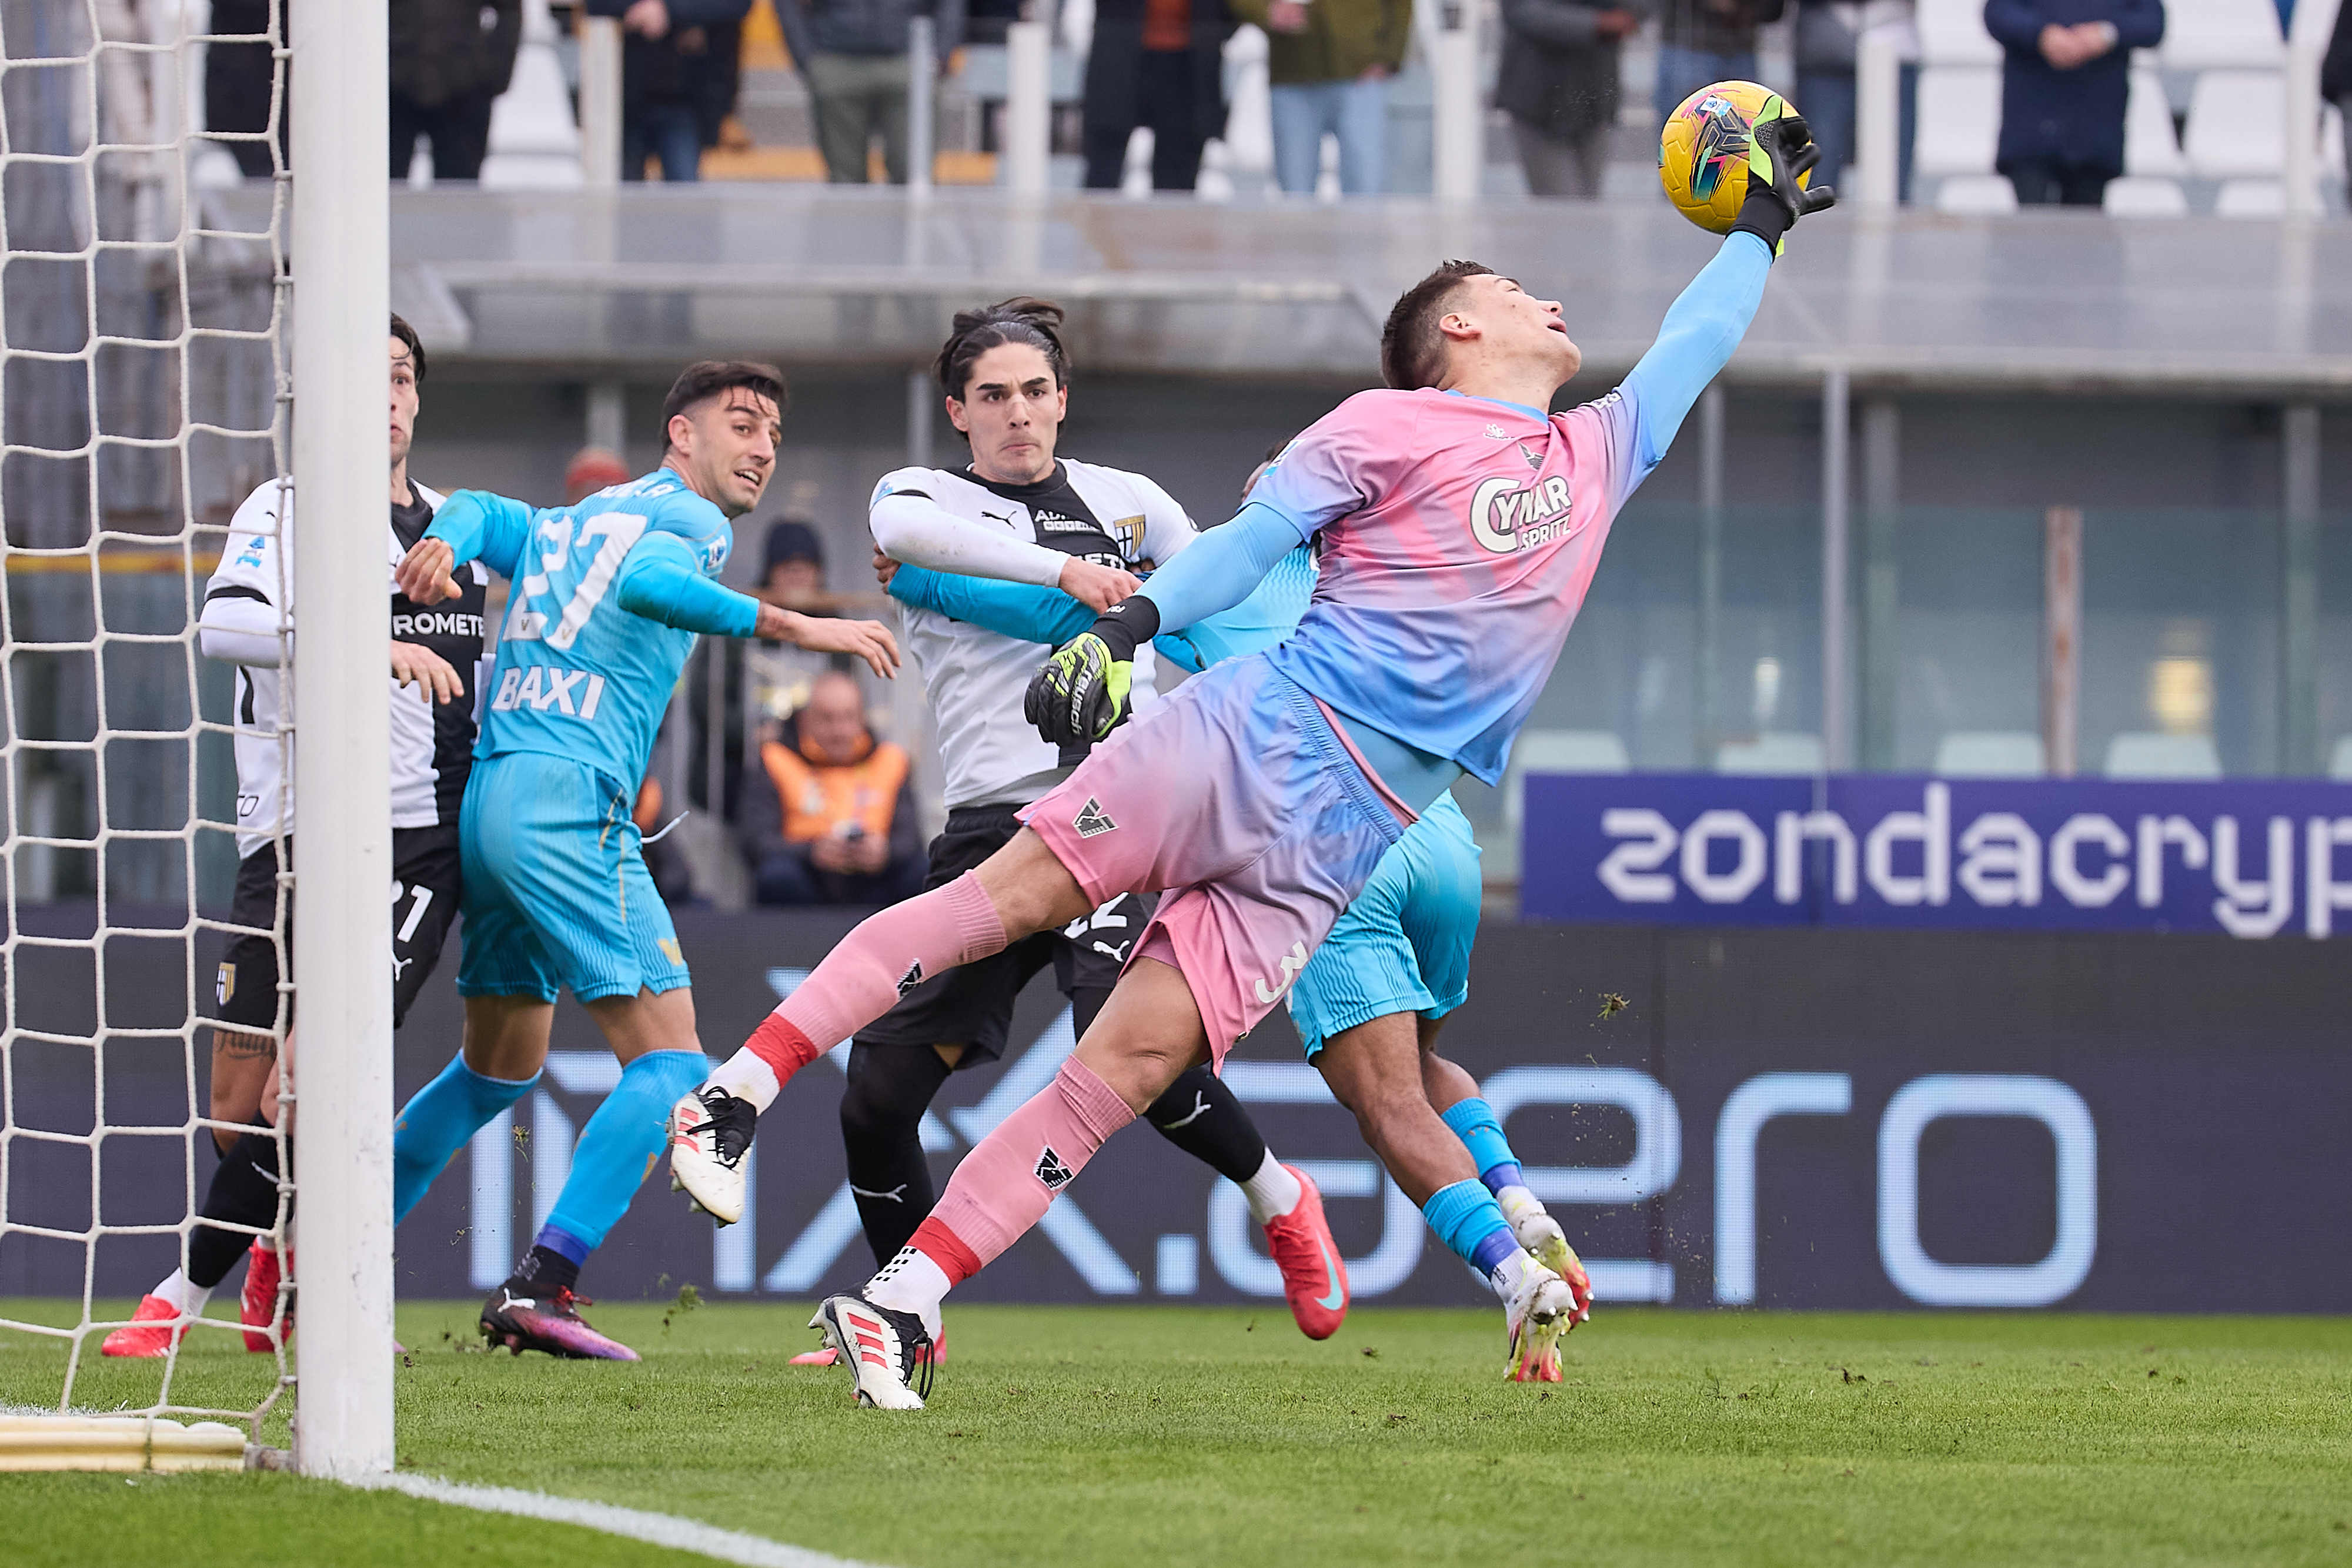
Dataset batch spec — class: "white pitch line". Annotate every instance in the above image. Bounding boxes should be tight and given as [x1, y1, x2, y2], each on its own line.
[360, 1472, 888, 1568]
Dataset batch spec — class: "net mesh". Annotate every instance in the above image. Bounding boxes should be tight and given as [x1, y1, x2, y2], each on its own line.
[0, 0, 292, 1451]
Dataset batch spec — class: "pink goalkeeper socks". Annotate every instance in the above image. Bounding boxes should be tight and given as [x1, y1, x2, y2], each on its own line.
[928, 1055, 1138, 1266]
[724, 871, 1006, 1112]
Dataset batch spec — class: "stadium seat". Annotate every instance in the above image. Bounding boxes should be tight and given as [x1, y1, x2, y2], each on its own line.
[1936, 173, 2020, 212]
[2330, 737, 2352, 780]
[1716, 732, 1825, 774]
[1933, 731, 2047, 777]
[2123, 67, 2191, 178]
[2216, 179, 2286, 215]
[2103, 731, 2223, 778]
[1913, 67, 2003, 176]
[481, 2, 585, 189]
[1914, 0, 2003, 64]
[2104, 176, 2190, 216]
[2158, 0, 2287, 70]
[2184, 71, 2286, 178]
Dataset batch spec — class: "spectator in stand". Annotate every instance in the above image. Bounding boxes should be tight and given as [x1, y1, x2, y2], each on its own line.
[586, 0, 754, 181]
[1082, 0, 1236, 192]
[1652, 0, 1785, 128]
[390, 0, 524, 182]
[745, 517, 848, 730]
[776, 0, 965, 184]
[1984, 0, 2162, 205]
[1792, 0, 1916, 193]
[1231, 0, 1412, 197]
[208, 0, 288, 177]
[1496, 0, 1643, 199]
[742, 670, 923, 905]
[563, 446, 635, 504]
[2322, 0, 2352, 188]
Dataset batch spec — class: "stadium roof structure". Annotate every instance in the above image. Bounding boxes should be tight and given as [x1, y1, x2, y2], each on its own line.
[362, 186, 2350, 397]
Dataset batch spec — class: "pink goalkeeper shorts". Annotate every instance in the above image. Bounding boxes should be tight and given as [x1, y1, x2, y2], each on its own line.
[1021, 653, 1407, 1061]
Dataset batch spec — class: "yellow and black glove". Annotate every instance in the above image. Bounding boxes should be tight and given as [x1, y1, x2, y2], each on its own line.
[1024, 598, 1160, 745]
[1730, 101, 1834, 256]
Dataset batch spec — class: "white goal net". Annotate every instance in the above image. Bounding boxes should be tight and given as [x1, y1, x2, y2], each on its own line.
[0, 0, 290, 1470]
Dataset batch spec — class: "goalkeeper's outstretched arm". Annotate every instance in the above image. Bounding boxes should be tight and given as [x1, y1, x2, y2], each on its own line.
[1611, 109, 1832, 497]
[619, 534, 901, 679]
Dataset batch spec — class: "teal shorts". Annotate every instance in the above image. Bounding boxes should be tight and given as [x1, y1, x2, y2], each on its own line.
[455, 751, 691, 1004]
[1285, 791, 1482, 1057]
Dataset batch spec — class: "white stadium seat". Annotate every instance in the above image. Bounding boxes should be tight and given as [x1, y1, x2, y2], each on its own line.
[1716, 733, 1826, 775]
[2159, 0, 2287, 69]
[2103, 732, 2224, 778]
[1915, 0, 2003, 63]
[2104, 176, 2191, 215]
[1499, 730, 1633, 880]
[1933, 731, 2047, 777]
[1937, 172, 2021, 211]
[2330, 737, 2352, 780]
[2184, 70, 2286, 178]
[2216, 178, 2287, 215]
[2123, 67, 2191, 176]
[1914, 66, 2003, 175]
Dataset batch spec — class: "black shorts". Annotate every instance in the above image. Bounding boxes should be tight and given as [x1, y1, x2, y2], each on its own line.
[854, 805, 1155, 1067]
[213, 826, 463, 1034]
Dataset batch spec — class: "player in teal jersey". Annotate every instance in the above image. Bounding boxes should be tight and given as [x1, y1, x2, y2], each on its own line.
[388, 361, 898, 1359]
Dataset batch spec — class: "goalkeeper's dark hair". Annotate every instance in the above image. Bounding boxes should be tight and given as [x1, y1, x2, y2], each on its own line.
[1380, 260, 1495, 391]
[937, 297, 1071, 401]
[660, 360, 790, 450]
[389, 312, 426, 382]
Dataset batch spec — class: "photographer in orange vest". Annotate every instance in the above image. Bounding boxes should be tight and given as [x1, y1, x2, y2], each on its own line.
[743, 668, 924, 905]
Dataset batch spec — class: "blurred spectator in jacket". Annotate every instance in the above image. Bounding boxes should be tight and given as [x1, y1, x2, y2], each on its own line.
[1231, 0, 1412, 196]
[744, 518, 848, 729]
[2321, 0, 2352, 186]
[1497, 0, 1642, 198]
[563, 446, 635, 504]
[390, 0, 523, 181]
[1984, 0, 2162, 205]
[1792, 0, 1915, 192]
[1652, 0, 1786, 127]
[743, 670, 923, 905]
[777, 0, 965, 183]
[208, 0, 287, 177]
[587, 0, 753, 180]
[1083, 0, 1235, 191]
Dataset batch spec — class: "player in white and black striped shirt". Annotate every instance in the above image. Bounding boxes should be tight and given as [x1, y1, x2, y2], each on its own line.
[105, 315, 492, 1356]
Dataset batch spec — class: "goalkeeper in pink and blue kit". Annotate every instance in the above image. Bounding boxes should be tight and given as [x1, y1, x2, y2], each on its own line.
[672, 110, 1831, 1407]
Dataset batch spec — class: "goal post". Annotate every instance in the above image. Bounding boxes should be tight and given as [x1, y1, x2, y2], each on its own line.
[288, 0, 394, 1479]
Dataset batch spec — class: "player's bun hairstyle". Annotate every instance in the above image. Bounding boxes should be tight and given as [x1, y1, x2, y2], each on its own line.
[936, 297, 1071, 401]
[389, 312, 426, 382]
[660, 360, 790, 449]
[1380, 260, 1495, 392]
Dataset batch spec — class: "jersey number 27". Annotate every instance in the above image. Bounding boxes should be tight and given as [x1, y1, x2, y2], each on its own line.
[503, 511, 647, 650]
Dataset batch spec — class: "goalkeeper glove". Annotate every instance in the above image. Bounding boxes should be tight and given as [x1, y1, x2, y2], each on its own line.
[1024, 597, 1161, 745]
[1730, 102, 1834, 256]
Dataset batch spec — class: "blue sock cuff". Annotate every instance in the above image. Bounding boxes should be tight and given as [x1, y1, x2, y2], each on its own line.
[1440, 1096, 1521, 1187]
[459, 1058, 540, 1096]
[1480, 1161, 1526, 1197]
[1421, 1179, 1516, 1275]
[1469, 1226, 1520, 1277]
[533, 1223, 591, 1266]
[625, 1049, 711, 1094]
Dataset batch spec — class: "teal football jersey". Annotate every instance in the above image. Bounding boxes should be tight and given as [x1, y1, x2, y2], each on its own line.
[433, 469, 751, 791]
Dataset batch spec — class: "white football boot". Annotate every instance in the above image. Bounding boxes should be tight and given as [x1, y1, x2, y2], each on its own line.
[1502, 1258, 1577, 1383]
[667, 1086, 754, 1225]
[1501, 1198, 1594, 1331]
[810, 1293, 933, 1410]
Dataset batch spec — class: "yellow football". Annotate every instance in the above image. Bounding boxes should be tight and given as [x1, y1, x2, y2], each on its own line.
[1658, 81, 1808, 235]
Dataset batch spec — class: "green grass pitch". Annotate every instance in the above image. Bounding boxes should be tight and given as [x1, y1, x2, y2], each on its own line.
[6, 1300, 2350, 1566]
